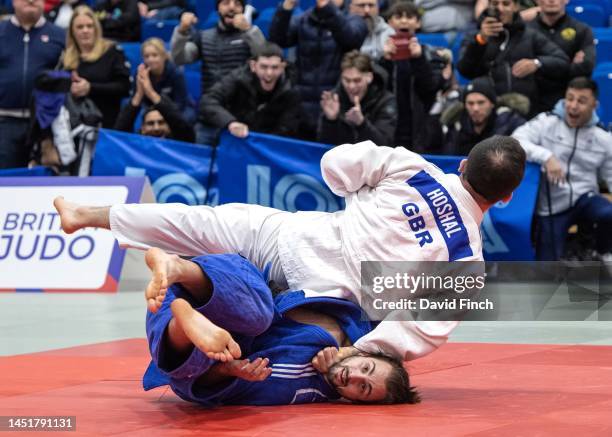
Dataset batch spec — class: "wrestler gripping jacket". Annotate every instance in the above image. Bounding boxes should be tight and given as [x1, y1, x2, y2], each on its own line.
[144, 288, 372, 407]
[276, 141, 485, 360]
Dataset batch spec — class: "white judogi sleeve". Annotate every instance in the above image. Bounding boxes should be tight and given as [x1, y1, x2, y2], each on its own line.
[280, 141, 484, 362]
[321, 140, 431, 196]
[354, 320, 459, 362]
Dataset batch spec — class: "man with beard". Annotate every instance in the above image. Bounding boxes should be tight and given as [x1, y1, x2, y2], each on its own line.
[170, 0, 265, 144]
[199, 42, 301, 139]
[457, 0, 569, 118]
[527, 0, 595, 113]
[350, 0, 395, 61]
[317, 50, 397, 145]
[142, 248, 420, 406]
[114, 64, 195, 142]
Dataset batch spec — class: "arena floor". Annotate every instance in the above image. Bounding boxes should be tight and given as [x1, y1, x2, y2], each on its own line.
[2, 256, 612, 436]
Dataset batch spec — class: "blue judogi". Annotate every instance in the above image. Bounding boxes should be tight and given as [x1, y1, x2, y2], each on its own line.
[143, 254, 372, 406]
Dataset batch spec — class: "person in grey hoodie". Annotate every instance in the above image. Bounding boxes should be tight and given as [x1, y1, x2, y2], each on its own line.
[349, 0, 395, 61]
[512, 77, 612, 261]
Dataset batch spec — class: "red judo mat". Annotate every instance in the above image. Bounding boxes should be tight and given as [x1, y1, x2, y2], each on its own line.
[1, 339, 612, 436]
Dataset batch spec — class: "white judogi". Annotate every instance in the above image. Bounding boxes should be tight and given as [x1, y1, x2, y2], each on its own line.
[110, 141, 484, 361]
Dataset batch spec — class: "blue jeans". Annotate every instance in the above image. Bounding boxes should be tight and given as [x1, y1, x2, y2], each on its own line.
[536, 192, 612, 260]
[0, 116, 30, 169]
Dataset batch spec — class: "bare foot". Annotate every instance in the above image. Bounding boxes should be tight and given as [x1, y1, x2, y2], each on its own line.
[144, 248, 181, 313]
[53, 196, 83, 234]
[171, 298, 242, 362]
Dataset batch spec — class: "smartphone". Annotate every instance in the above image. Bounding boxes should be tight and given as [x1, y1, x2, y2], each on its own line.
[487, 4, 500, 21]
[390, 31, 413, 61]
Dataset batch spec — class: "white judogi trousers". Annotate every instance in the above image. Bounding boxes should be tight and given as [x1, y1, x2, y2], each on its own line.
[111, 202, 291, 290]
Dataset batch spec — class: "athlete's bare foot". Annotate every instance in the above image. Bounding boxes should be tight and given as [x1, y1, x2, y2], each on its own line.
[53, 196, 84, 234]
[144, 248, 182, 313]
[171, 298, 241, 362]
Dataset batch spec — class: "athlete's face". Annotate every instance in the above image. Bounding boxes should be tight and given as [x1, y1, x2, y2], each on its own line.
[328, 355, 392, 402]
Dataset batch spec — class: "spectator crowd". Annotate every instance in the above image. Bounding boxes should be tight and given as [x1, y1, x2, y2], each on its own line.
[0, 0, 610, 261]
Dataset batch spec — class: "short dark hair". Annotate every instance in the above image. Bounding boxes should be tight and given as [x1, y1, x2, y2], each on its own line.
[252, 41, 284, 61]
[385, 1, 421, 20]
[341, 50, 374, 73]
[567, 76, 598, 99]
[356, 351, 421, 405]
[142, 106, 160, 121]
[464, 135, 526, 204]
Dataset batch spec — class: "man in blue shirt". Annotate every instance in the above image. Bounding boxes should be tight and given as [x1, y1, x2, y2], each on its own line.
[0, 0, 64, 169]
[143, 248, 420, 406]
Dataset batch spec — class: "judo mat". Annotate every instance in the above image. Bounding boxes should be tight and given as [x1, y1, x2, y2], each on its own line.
[1, 339, 611, 436]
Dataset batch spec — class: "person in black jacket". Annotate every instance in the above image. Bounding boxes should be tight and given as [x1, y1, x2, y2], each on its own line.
[317, 50, 396, 146]
[268, 0, 368, 140]
[527, 0, 595, 113]
[457, 0, 569, 118]
[380, 1, 447, 151]
[62, 5, 131, 128]
[441, 76, 526, 155]
[171, 0, 266, 145]
[115, 63, 195, 143]
[199, 42, 302, 140]
[94, 0, 140, 42]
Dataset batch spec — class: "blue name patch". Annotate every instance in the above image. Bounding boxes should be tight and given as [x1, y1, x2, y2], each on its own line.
[406, 171, 473, 261]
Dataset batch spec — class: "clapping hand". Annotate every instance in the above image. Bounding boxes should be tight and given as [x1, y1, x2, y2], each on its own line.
[321, 90, 340, 121]
[345, 95, 365, 126]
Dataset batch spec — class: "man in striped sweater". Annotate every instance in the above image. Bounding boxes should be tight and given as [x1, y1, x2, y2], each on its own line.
[142, 248, 420, 406]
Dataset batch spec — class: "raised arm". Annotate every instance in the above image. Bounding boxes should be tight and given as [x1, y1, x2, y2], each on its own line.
[320, 141, 427, 197]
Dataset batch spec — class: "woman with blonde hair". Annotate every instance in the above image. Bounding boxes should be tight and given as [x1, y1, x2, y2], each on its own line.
[62, 5, 130, 127]
[138, 37, 194, 123]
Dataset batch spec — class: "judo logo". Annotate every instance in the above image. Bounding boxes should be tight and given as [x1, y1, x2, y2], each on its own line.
[247, 165, 340, 212]
[125, 168, 218, 206]
[481, 212, 509, 253]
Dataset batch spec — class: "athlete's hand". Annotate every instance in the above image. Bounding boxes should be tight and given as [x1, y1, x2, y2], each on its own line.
[312, 347, 339, 373]
[312, 346, 357, 373]
[224, 358, 272, 381]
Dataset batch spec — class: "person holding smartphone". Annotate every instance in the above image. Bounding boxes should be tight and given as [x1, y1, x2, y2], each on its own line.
[379, 1, 448, 151]
[457, 0, 569, 118]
